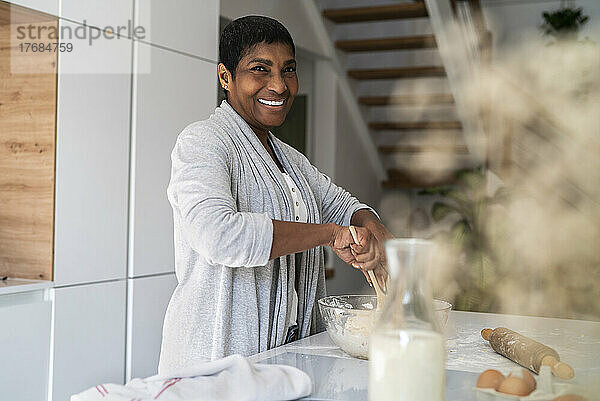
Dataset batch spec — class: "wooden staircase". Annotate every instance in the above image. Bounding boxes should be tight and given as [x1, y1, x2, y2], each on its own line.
[323, 1, 471, 189]
[322, 3, 428, 23]
[347, 66, 446, 80]
[336, 35, 437, 52]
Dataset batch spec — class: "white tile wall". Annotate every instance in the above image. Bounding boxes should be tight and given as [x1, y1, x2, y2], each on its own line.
[54, 20, 131, 286]
[135, 0, 219, 61]
[129, 41, 217, 277]
[126, 274, 177, 380]
[52, 281, 126, 401]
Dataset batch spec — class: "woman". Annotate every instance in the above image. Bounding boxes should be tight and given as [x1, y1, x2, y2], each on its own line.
[158, 15, 392, 374]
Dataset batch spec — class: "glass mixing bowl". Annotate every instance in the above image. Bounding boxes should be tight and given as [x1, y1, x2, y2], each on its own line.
[318, 295, 452, 359]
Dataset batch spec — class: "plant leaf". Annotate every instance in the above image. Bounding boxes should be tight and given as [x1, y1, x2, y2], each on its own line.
[445, 189, 473, 212]
[431, 202, 459, 222]
[451, 219, 471, 244]
[491, 186, 511, 204]
[455, 169, 486, 190]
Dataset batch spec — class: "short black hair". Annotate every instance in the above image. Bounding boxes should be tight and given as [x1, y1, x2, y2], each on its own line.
[219, 15, 296, 79]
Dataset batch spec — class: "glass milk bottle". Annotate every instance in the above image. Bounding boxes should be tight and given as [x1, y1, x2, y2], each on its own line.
[369, 239, 445, 401]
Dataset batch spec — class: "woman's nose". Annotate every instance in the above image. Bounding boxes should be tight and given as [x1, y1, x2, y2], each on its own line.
[267, 73, 287, 94]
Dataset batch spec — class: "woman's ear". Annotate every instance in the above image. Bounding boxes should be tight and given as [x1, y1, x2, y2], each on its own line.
[217, 63, 231, 91]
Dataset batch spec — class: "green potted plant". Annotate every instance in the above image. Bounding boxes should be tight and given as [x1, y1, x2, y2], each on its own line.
[541, 1, 589, 41]
[418, 167, 509, 312]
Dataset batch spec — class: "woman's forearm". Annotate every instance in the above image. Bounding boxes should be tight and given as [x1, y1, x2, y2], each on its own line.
[270, 220, 339, 260]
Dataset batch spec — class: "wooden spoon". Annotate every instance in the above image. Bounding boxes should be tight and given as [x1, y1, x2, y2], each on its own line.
[349, 226, 386, 310]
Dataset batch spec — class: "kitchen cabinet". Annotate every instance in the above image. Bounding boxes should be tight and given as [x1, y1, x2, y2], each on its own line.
[53, 20, 131, 285]
[135, 0, 219, 61]
[51, 280, 126, 401]
[126, 273, 177, 380]
[0, 289, 52, 401]
[61, 0, 133, 32]
[129, 41, 217, 277]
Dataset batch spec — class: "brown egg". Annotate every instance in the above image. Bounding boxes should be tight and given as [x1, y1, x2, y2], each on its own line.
[508, 369, 537, 393]
[476, 369, 505, 390]
[497, 376, 532, 396]
[551, 395, 587, 401]
[517, 369, 537, 393]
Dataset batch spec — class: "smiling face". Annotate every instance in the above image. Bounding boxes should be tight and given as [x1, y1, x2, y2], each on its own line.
[218, 41, 298, 135]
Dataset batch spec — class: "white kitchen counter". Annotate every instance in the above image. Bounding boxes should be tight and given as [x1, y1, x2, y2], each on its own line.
[250, 311, 600, 401]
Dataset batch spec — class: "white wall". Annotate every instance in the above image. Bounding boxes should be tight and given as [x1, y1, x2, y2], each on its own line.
[220, 0, 329, 57]
[312, 60, 338, 178]
[481, 0, 600, 49]
[325, 84, 384, 295]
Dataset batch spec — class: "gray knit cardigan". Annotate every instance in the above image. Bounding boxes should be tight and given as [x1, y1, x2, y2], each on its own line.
[158, 100, 375, 374]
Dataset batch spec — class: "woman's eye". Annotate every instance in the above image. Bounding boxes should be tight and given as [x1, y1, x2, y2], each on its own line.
[284, 67, 296, 73]
[251, 66, 267, 72]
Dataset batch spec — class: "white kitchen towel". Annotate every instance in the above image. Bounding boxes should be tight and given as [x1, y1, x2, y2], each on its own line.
[71, 354, 312, 401]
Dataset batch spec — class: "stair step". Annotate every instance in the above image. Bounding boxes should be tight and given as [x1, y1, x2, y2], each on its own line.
[336, 35, 436, 52]
[359, 94, 454, 106]
[348, 66, 445, 80]
[322, 3, 428, 23]
[379, 144, 469, 154]
[370, 121, 462, 130]
[382, 169, 457, 189]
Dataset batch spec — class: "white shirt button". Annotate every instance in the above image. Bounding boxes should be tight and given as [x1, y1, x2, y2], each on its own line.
[296, 216, 299, 221]
[291, 188, 295, 192]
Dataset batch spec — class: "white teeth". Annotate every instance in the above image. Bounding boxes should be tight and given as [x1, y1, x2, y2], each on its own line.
[258, 98, 284, 106]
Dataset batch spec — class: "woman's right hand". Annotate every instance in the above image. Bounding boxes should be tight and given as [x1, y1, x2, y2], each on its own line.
[328, 225, 378, 283]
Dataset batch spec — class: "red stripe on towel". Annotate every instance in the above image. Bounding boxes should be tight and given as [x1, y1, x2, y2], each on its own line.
[95, 386, 105, 397]
[154, 378, 181, 399]
[100, 384, 109, 394]
[153, 378, 176, 399]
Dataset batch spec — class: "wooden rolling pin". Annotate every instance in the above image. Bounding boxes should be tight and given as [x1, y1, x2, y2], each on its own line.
[481, 327, 574, 379]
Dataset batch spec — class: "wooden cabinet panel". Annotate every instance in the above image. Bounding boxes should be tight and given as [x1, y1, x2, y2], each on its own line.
[126, 274, 177, 380]
[130, 41, 216, 277]
[52, 281, 126, 401]
[0, 4, 57, 280]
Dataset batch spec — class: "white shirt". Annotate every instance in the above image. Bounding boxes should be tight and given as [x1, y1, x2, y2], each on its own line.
[282, 172, 307, 329]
